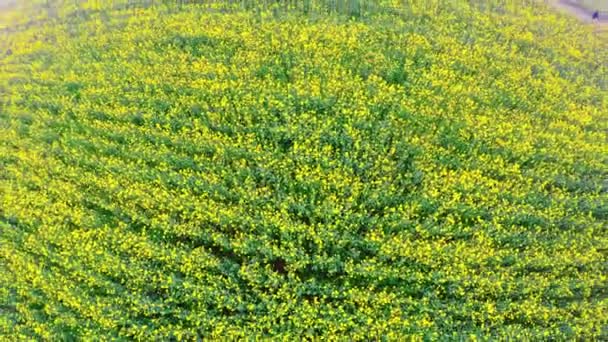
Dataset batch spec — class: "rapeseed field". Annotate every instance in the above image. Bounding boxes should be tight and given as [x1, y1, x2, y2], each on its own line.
[0, 0, 607, 339]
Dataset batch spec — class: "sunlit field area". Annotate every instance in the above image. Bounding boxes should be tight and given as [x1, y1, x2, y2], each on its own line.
[1, 0, 607, 339]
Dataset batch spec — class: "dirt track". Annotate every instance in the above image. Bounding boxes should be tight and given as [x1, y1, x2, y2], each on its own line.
[550, 0, 608, 23]
[0, 0, 16, 10]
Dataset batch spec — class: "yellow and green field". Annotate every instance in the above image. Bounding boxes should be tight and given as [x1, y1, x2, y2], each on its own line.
[1, 0, 607, 339]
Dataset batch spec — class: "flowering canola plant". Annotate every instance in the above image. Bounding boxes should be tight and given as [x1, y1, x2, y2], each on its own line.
[0, 0, 607, 340]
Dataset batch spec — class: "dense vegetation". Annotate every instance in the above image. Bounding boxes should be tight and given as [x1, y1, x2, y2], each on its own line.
[1, 0, 607, 339]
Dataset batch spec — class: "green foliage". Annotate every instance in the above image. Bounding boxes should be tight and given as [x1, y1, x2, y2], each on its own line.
[0, 0, 607, 340]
